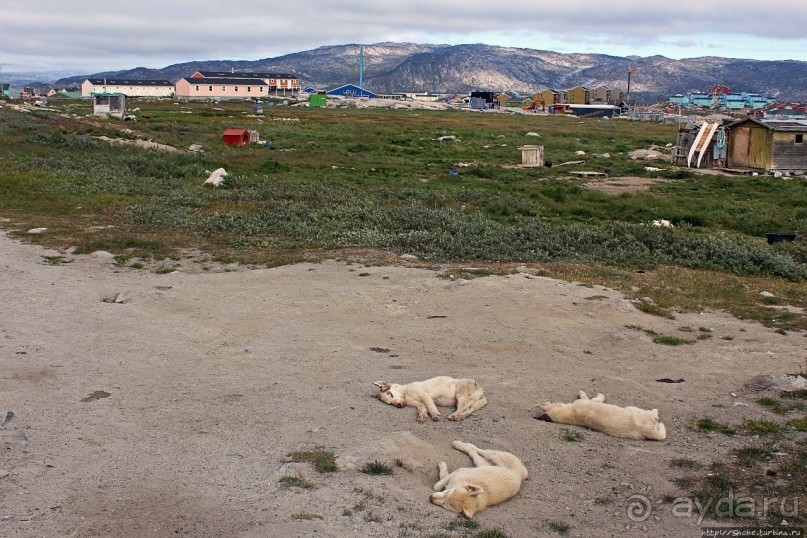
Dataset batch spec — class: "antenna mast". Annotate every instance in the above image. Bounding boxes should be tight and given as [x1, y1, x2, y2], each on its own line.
[359, 47, 364, 88]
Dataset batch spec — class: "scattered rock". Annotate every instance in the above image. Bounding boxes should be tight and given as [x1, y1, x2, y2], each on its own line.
[90, 250, 115, 259]
[101, 292, 131, 304]
[81, 390, 112, 402]
[759, 291, 774, 298]
[629, 149, 666, 161]
[744, 374, 807, 393]
[204, 168, 229, 187]
[0, 410, 13, 426]
[575, 150, 586, 156]
[188, 143, 203, 152]
[616, 299, 638, 313]
[27, 228, 47, 234]
[438, 135, 459, 143]
[525, 132, 540, 137]
[398, 254, 418, 260]
[0, 470, 9, 479]
[652, 219, 673, 228]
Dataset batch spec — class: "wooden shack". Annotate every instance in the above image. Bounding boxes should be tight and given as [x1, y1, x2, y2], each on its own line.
[518, 145, 545, 167]
[726, 117, 807, 172]
[92, 93, 126, 118]
[672, 121, 728, 169]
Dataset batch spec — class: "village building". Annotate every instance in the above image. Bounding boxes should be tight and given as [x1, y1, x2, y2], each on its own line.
[175, 77, 269, 100]
[566, 86, 590, 105]
[191, 71, 300, 94]
[726, 118, 807, 173]
[326, 84, 377, 98]
[533, 89, 561, 106]
[81, 79, 174, 98]
[590, 86, 624, 104]
[497, 91, 525, 108]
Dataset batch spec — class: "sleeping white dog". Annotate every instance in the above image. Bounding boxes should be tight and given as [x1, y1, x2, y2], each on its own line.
[372, 376, 487, 423]
[429, 441, 528, 519]
[534, 391, 667, 440]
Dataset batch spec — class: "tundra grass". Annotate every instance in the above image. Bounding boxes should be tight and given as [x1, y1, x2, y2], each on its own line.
[2, 103, 806, 331]
[288, 448, 338, 473]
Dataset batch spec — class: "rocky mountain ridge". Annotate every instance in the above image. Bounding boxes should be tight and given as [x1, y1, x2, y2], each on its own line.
[55, 42, 807, 102]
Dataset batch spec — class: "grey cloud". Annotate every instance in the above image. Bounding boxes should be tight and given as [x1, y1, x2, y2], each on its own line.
[1, 0, 804, 72]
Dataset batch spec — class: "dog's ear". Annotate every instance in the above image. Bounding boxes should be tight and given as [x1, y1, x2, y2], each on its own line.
[462, 507, 476, 519]
[534, 412, 554, 422]
[373, 381, 390, 391]
[464, 484, 483, 496]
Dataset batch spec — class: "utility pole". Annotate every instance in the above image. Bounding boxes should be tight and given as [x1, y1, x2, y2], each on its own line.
[626, 67, 638, 107]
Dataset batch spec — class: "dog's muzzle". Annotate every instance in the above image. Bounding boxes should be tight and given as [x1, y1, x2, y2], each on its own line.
[396, 402, 404, 408]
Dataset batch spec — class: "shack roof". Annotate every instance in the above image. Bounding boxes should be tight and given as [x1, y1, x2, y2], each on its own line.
[85, 79, 173, 86]
[183, 77, 268, 86]
[727, 117, 807, 132]
[196, 71, 297, 79]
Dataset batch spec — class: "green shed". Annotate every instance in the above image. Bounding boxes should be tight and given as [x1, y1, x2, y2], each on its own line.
[309, 93, 327, 108]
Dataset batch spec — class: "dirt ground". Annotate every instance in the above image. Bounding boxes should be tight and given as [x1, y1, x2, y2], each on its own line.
[583, 177, 672, 195]
[1, 227, 804, 538]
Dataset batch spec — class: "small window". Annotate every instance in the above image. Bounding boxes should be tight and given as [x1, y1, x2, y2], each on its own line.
[222, 85, 226, 91]
[247, 86, 251, 92]
[208, 86, 212, 92]
[195, 85, 200, 91]
[796, 134, 804, 144]
[234, 86, 239, 92]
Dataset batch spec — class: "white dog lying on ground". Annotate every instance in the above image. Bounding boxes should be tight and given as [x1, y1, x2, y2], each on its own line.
[372, 376, 487, 423]
[429, 441, 528, 519]
[534, 391, 667, 440]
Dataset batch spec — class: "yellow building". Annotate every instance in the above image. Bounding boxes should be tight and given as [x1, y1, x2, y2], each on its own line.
[566, 86, 591, 105]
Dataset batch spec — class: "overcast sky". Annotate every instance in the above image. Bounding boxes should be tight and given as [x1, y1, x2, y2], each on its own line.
[2, 1, 806, 74]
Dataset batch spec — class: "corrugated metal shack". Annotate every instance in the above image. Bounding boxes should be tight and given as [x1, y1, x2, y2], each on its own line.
[726, 118, 807, 173]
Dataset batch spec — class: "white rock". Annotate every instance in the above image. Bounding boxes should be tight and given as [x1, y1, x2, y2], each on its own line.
[759, 291, 774, 297]
[525, 132, 540, 137]
[205, 167, 228, 187]
[27, 227, 47, 234]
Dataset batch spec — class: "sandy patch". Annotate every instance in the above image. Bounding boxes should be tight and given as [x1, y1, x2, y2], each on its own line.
[0, 229, 803, 537]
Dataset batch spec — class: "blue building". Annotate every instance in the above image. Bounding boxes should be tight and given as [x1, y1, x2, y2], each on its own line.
[326, 84, 377, 99]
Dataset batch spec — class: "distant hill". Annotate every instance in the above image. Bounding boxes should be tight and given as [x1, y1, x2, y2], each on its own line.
[55, 42, 807, 102]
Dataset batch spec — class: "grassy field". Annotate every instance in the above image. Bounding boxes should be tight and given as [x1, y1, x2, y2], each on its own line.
[1, 96, 805, 330]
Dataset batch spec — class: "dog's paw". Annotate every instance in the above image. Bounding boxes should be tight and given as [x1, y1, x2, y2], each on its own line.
[452, 440, 472, 451]
[417, 413, 428, 423]
[447, 413, 464, 421]
[431, 412, 444, 422]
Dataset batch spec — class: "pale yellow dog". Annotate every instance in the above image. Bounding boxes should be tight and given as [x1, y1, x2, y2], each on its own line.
[535, 391, 667, 440]
[429, 441, 528, 519]
[373, 376, 487, 423]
